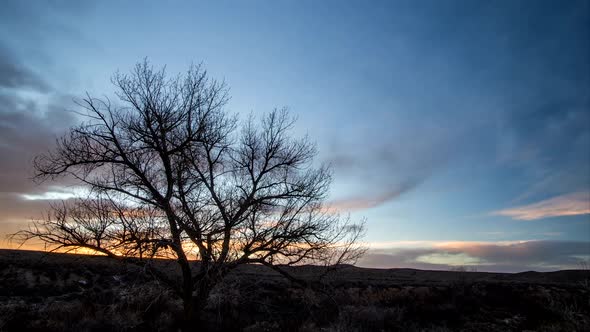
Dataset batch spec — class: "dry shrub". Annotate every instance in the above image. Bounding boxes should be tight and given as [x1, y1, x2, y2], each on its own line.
[207, 280, 244, 322]
[327, 305, 405, 332]
[0, 280, 180, 332]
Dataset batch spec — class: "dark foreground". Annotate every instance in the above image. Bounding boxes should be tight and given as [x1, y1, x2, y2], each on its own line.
[1, 250, 589, 331]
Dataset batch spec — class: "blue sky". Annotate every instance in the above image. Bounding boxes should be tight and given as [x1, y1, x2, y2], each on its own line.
[0, 0, 588, 271]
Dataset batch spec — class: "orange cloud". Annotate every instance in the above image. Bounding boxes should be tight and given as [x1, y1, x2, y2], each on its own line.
[493, 192, 590, 221]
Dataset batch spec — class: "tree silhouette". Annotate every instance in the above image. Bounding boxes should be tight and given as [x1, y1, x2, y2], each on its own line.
[14, 60, 365, 323]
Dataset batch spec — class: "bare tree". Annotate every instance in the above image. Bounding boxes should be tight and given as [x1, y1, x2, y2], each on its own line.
[13, 60, 365, 322]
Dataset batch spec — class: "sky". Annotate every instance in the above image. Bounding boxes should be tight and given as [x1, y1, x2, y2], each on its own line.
[0, 0, 588, 272]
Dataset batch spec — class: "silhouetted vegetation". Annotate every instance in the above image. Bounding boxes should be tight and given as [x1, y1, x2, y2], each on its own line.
[1, 250, 589, 331]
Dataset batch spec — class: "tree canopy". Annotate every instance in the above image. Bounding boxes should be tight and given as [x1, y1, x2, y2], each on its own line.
[15, 60, 365, 320]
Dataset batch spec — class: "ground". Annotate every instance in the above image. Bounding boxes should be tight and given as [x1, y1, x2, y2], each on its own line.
[0, 249, 589, 331]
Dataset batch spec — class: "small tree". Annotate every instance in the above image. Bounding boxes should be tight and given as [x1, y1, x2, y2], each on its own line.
[14, 60, 365, 322]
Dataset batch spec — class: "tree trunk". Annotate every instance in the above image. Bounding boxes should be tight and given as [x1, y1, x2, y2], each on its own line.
[181, 270, 196, 328]
[195, 278, 212, 310]
[183, 293, 194, 322]
[181, 275, 214, 330]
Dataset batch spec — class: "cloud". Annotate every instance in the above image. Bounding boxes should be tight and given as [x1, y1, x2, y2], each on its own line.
[324, 180, 421, 212]
[357, 240, 590, 272]
[0, 45, 49, 91]
[0, 94, 77, 191]
[0, 41, 78, 247]
[493, 192, 590, 220]
[21, 187, 86, 201]
[0, 102, 77, 246]
[0, 1, 93, 53]
[323, 124, 456, 212]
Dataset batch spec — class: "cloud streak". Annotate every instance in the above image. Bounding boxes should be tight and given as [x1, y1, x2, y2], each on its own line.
[324, 180, 421, 213]
[494, 192, 590, 220]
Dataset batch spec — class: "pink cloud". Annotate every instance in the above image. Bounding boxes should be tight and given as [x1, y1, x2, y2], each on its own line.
[493, 192, 590, 221]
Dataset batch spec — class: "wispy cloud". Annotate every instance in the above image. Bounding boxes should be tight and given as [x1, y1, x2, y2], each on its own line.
[20, 186, 88, 201]
[322, 196, 389, 213]
[493, 192, 590, 220]
[324, 181, 420, 213]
